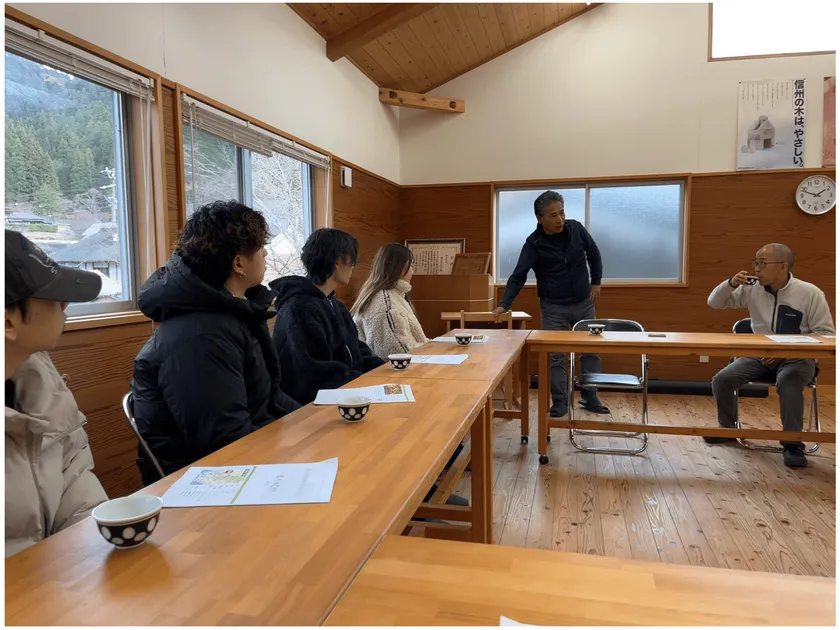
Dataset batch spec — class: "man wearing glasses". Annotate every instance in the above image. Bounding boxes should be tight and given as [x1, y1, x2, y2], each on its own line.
[706, 243, 834, 468]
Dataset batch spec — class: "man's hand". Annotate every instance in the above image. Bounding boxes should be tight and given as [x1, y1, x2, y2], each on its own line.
[761, 357, 782, 367]
[492, 306, 508, 321]
[729, 270, 750, 287]
[590, 285, 601, 302]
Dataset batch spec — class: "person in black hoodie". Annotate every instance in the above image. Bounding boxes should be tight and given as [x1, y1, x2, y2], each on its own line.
[270, 228, 385, 405]
[131, 201, 299, 485]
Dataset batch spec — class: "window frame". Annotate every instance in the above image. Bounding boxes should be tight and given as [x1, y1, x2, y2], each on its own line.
[494, 178, 688, 287]
[3, 48, 143, 318]
[707, 3, 836, 62]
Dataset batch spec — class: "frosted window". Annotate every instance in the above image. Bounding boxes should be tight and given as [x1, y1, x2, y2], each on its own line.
[497, 188, 584, 282]
[588, 185, 682, 280]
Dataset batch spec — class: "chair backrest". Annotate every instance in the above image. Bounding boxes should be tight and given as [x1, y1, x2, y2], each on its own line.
[459, 310, 513, 330]
[122, 393, 166, 481]
[572, 318, 644, 333]
[732, 318, 753, 334]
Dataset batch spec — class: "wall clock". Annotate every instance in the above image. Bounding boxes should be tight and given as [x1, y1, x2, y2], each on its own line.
[796, 175, 836, 215]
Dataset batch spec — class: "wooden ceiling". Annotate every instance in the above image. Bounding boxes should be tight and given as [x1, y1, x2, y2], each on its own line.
[289, 3, 598, 94]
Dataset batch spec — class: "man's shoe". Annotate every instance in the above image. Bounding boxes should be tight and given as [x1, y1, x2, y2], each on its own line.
[702, 436, 737, 445]
[579, 399, 610, 414]
[783, 446, 808, 468]
[549, 406, 568, 418]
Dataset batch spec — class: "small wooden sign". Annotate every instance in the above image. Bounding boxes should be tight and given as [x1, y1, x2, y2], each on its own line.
[451, 252, 491, 275]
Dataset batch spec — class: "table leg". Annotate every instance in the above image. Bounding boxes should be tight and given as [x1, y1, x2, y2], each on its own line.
[503, 370, 514, 410]
[446, 321, 452, 332]
[484, 397, 494, 543]
[538, 350, 549, 465]
[519, 346, 530, 444]
[470, 399, 491, 544]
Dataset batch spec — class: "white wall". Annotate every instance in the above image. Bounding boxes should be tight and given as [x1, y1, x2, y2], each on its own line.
[12, 3, 401, 183]
[399, 3, 836, 185]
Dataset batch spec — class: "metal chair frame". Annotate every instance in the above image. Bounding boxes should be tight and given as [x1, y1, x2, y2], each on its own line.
[567, 318, 649, 455]
[122, 393, 166, 481]
[730, 318, 821, 454]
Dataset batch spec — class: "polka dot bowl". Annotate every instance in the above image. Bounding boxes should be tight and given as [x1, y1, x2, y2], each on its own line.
[387, 353, 412, 370]
[337, 396, 371, 423]
[92, 495, 164, 550]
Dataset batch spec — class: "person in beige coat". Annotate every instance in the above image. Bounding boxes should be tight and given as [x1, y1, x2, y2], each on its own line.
[351, 243, 428, 358]
[5, 230, 108, 557]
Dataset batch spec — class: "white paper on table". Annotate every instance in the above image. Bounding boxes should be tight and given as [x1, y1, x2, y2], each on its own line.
[766, 335, 822, 344]
[432, 334, 489, 344]
[500, 616, 538, 627]
[410, 354, 469, 365]
[821, 335, 835, 338]
[162, 458, 338, 508]
[313, 384, 416, 405]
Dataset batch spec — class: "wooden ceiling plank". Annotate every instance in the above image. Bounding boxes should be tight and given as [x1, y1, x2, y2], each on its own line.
[475, 3, 507, 56]
[529, 3, 546, 32]
[344, 3, 379, 21]
[378, 29, 433, 93]
[378, 88, 465, 114]
[326, 3, 437, 61]
[347, 47, 395, 88]
[439, 4, 482, 70]
[544, 3, 561, 26]
[320, 3, 357, 29]
[289, 4, 343, 39]
[422, 3, 603, 94]
[458, 4, 494, 62]
[391, 22, 447, 89]
[362, 39, 414, 90]
[422, 7, 470, 74]
[493, 3, 519, 48]
[407, 14, 458, 80]
[511, 3, 533, 41]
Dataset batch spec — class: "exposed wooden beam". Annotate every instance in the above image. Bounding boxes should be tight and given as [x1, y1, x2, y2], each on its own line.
[379, 88, 465, 114]
[326, 3, 437, 62]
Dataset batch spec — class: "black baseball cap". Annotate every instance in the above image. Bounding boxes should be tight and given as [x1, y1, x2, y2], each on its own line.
[5, 229, 102, 307]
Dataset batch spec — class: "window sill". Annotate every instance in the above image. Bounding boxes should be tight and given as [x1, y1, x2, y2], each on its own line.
[64, 311, 151, 332]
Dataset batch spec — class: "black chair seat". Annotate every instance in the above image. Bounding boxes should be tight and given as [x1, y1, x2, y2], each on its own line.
[576, 373, 643, 389]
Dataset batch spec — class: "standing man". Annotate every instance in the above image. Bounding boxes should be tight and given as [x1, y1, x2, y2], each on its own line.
[706, 243, 834, 468]
[494, 191, 608, 417]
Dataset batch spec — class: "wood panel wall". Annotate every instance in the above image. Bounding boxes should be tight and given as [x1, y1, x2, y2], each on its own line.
[332, 159, 402, 304]
[401, 171, 837, 383]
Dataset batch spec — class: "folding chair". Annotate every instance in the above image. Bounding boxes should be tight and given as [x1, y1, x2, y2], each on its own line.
[731, 318, 821, 454]
[122, 392, 166, 481]
[568, 318, 649, 455]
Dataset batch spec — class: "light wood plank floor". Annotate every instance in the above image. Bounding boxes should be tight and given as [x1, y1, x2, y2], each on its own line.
[450, 391, 835, 578]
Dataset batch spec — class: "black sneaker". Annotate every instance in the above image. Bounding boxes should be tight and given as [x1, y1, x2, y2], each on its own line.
[783, 446, 807, 468]
[549, 406, 568, 418]
[703, 436, 737, 444]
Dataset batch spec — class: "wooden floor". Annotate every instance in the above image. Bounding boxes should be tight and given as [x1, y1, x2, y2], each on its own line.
[451, 390, 836, 578]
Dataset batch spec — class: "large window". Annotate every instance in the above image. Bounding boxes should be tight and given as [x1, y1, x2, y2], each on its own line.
[496, 181, 686, 284]
[182, 99, 325, 281]
[4, 19, 154, 316]
[710, 2, 835, 60]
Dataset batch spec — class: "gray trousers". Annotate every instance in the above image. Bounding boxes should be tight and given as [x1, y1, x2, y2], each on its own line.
[711, 357, 816, 448]
[540, 299, 602, 414]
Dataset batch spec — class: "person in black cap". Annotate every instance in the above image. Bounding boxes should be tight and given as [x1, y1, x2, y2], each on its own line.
[5, 229, 108, 557]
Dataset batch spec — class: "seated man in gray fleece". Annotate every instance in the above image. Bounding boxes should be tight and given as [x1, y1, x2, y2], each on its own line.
[705, 243, 834, 468]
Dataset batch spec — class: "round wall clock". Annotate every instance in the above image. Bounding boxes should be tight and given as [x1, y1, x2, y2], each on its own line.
[796, 175, 836, 215]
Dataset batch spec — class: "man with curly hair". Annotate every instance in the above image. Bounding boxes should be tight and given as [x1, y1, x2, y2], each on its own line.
[131, 200, 300, 485]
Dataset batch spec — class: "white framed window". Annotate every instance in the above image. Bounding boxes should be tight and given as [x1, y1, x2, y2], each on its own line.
[710, 2, 835, 60]
[495, 180, 687, 285]
[4, 18, 155, 316]
[182, 98, 327, 282]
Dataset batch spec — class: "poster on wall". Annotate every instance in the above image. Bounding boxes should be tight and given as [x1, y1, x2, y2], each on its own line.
[736, 79, 805, 171]
[824, 76, 836, 168]
[405, 238, 465, 275]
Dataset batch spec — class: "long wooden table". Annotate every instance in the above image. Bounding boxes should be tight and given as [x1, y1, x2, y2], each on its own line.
[525, 331, 837, 464]
[4, 377, 495, 626]
[325, 536, 836, 626]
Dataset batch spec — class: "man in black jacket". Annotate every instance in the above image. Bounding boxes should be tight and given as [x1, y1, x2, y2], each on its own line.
[131, 201, 300, 485]
[271, 228, 385, 405]
[494, 191, 608, 417]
